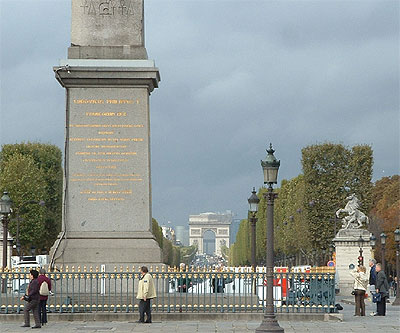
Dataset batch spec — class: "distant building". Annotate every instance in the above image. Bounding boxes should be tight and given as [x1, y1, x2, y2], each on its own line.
[189, 211, 233, 256]
[175, 225, 189, 246]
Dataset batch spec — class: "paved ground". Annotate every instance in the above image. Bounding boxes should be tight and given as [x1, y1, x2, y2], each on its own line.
[1, 298, 399, 332]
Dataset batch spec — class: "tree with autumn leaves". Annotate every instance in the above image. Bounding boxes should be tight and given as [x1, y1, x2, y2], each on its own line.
[369, 175, 399, 271]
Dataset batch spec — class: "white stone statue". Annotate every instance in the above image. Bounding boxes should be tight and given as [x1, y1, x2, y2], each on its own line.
[336, 193, 369, 229]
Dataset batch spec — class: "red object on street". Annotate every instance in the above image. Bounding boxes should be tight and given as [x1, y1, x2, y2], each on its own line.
[263, 267, 288, 299]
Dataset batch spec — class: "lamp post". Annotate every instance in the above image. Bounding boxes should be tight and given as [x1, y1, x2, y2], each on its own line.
[370, 234, 376, 250]
[0, 191, 12, 293]
[393, 227, 400, 306]
[256, 143, 283, 333]
[380, 232, 387, 271]
[357, 234, 364, 266]
[248, 188, 260, 272]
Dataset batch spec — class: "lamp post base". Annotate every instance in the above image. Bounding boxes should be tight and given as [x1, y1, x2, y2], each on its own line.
[255, 313, 284, 332]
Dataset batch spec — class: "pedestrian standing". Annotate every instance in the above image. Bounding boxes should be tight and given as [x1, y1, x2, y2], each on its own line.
[368, 258, 377, 316]
[375, 263, 389, 316]
[369, 259, 377, 291]
[38, 268, 51, 326]
[350, 266, 368, 316]
[177, 263, 192, 293]
[136, 266, 156, 323]
[20, 269, 41, 329]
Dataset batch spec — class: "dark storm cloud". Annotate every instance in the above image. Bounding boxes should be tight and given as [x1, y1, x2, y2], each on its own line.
[1, 0, 399, 227]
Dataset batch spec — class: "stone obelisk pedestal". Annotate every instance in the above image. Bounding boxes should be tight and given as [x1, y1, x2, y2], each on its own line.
[333, 229, 372, 296]
[50, 0, 162, 269]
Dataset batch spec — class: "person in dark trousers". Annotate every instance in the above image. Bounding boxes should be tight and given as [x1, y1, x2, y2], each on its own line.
[20, 269, 41, 329]
[212, 275, 226, 293]
[375, 263, 389, 316]
[369, 259, 377, 289]
[350, 265, 368, 316]
[38, 268, 51, 326]
[136, 266, 156, 324]
[177, 263, 192, 293]
[368, 258, 377, 316]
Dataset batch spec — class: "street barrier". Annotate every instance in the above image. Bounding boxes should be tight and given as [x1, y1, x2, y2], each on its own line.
[0, 266, 336, 314]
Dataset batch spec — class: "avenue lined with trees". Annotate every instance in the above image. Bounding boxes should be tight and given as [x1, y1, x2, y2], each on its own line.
[0, 142, 398, 273]
[230, 143, 398, 274]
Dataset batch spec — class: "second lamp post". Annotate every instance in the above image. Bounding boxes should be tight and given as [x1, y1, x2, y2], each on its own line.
[393, 227, 400, 306]
[380, 232, 387, 271]
[248, 188, 260, 272]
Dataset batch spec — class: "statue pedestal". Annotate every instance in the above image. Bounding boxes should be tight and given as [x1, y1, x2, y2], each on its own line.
[333, 229, 372, 296]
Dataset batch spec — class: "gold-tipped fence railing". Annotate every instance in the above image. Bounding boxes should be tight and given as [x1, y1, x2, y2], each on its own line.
[0, 266, 336, 314]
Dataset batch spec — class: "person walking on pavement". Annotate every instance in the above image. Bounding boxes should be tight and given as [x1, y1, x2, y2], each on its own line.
[21, 269, 41, 329]
[136, 266, 156, 323]
[375, 263, 390, 316]
[350, 265, 368, 316]
[38, 268, 51, 326]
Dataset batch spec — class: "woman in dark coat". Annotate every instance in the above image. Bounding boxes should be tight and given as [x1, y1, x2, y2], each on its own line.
[38, 268, 52, 325]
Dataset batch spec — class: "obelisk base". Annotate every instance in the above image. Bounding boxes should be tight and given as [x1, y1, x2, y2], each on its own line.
[50, 231, 163, 270]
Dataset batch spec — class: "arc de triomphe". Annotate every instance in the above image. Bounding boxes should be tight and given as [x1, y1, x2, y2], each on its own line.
[189, 212, 232, 256]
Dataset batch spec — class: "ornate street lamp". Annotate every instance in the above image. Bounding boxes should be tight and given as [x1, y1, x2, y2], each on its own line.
[0, 192, 12, 268]
[370, 234, 376, 249]
[380, 232, 387, 271]
[248, 187, 260, 272]
[0, 191, 12, 293]
[256, 144, 283, 333]
[393, 227, 400, 306]
[357, 234, 364, 266]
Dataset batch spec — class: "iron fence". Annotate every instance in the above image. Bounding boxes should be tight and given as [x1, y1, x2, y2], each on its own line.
[0, 267, 336, 314]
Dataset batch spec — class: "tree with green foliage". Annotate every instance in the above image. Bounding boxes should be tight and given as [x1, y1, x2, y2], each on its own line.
[0, 143, 63, 253]
[230, 143, 373, 267]
[179, 244, 197, 265]
[231, 218, 251, 266]
[274, 175, 310, 260]
[302, 143, 373, 251]
[152, 218, 187, 267]
[152, 218, 163, 248]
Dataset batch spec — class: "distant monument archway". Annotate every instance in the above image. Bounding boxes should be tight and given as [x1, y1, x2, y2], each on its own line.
[202, 229, 216, 255]
[189, 212, 232, 256]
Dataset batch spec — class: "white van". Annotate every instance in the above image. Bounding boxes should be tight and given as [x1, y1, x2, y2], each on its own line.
[11, 258, 40, 294]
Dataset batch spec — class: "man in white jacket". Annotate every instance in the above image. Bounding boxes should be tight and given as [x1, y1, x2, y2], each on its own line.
[136, 266, 156, 323]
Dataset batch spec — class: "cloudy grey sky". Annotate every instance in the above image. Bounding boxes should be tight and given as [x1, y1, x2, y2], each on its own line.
[1, 0, 399, 228]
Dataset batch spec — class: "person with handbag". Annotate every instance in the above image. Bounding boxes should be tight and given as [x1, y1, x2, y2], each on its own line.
[20, 269, 41, 329]
[350, 265, 368, 316]
[38, 268, 52, 326]
[375, 263, 389, 316]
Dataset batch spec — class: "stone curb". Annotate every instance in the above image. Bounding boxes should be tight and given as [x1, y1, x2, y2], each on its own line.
[0, 312, 342, 322]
